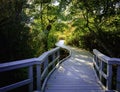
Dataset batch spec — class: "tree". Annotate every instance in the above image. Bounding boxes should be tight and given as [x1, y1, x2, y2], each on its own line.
[61, 0, 120, 57]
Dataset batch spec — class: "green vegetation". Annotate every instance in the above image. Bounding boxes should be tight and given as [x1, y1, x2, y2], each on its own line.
[63, 0, 120, 57]
[0, 0, 120, 91]
[1, 0, 119, 61]
[0, 0, 58, 62]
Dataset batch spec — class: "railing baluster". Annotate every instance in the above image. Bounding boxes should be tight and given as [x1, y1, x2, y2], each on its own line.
[44, 58, 48, 69]
[98, 59, 101, 79]
[107, 64, 112, 90]
[93, 49, 120, 91]
[28, 66, 33, 92]
[52, 53, 56, 68]
[44, 58, 49, 75]
[116, 66, 120, 91]
[0, 47, 60, 92]
[36, 64, 41, 91]
[100, 61, 104, 82]
[57, 50, 60, 62]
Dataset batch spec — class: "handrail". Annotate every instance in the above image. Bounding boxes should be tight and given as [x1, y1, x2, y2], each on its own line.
[0, 47, 60, 92]
[93, 49, 110, 64]
[93, 49, 120, 92]
[40, 41, 71, 92]
[0, 58, 37, 72]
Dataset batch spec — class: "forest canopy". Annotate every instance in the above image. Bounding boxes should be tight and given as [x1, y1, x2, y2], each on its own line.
[0, 0, 120, 63]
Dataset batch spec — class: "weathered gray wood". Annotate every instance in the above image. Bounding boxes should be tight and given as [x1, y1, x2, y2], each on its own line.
[93, 49, 110, 64]
[107, 64, 112, 90]
[100, 71, 107, 79]
[0, 79, 32, 91]
[36, 64, 41, 91]
[0, 46, 60, 92]
[29, 66, 33, 92]
[93, 57, 99, 71]
[45, 41, 104, 92]
[100, 61, 105, 81]
[43, 57, 49, 78]
[0, 58, 37, 72]
[44, 58, 49, 69]
[37, 47, 60, 64]
[1, 40, 120, 92]
[52, 53, 56, 68]
[41, 56, 59, 80]
[57, 51, 60, 63]
[108, 58, 120, 64]
[93, 49, 120, 91]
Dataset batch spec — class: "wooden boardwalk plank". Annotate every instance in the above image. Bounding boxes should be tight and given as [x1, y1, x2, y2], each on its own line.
[45, 89, 104, 92]
[44, 40, 104, 92]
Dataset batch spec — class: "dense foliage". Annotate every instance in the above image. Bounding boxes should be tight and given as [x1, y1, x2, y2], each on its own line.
[0, 0, 120, 91]
[0, 0, 31, 62]
[0, 0, 58, 91]
[60, 0, 120, 57]
[0, 0, 59, 63]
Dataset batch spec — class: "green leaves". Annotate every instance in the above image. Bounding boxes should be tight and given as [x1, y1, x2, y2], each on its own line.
[0, 0, 120, 62]
[63, 0, 120, 57]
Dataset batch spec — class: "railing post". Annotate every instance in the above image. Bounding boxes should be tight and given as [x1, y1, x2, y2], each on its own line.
[116, 66, 120, 91]
[100, 61, 104, 82]
[98, 59, 101, 79]
[94, 55, 97, 63]
[57, 50, 60, 62]
[52, 53, 56, 68]
[96, 57, 99, 68]
[36, 64, 41, 91]
[44, 58, 48, 69]
[107, 64, 112, 90]
[29, 66, 33, 92]
[44, 58, 49, 74]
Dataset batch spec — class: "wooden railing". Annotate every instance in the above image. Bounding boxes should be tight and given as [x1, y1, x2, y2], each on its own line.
[0, 47, 60, 92]
[93, 49, 120, 92]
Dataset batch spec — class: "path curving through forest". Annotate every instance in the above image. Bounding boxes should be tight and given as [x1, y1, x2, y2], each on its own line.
[44, 40, 104, 92]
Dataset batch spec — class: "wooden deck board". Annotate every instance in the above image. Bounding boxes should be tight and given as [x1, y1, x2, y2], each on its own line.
[45, 89, 104, 92]
[44, 40, 104, 92]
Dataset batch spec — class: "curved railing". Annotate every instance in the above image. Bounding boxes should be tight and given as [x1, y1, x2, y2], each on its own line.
[2, 44, 120, 92]
[0, 47, 60, 92]
[93, 49, 120, 92]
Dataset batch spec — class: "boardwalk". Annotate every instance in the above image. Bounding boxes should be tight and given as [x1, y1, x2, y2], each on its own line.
[0, 40, 119, 92]
[44, 40, 104, 92]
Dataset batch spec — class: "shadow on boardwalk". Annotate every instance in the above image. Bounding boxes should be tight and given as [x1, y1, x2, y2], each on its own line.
[45, 40, 104, 92]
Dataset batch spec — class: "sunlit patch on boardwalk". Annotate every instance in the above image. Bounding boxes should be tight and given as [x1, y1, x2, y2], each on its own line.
[45, 40, 104, 92]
